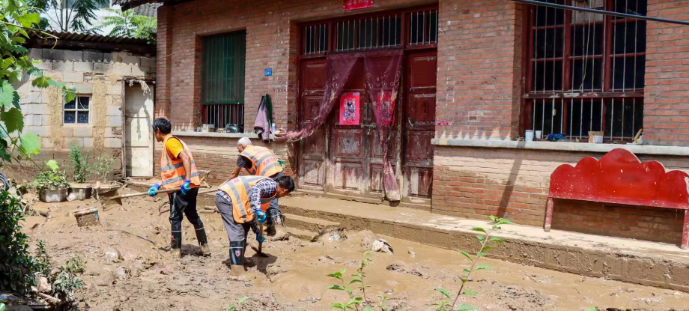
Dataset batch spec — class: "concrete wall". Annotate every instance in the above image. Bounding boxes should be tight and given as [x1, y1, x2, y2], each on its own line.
[13, 48, 155, 173]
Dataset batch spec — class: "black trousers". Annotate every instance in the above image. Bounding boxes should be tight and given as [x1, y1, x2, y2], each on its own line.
[168, 187, 205, 249]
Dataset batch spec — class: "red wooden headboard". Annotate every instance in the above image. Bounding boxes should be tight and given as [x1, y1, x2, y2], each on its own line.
[549, 148, 689, 209]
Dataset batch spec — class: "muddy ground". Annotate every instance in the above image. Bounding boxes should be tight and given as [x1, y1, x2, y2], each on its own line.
[21, 192, 689, 311]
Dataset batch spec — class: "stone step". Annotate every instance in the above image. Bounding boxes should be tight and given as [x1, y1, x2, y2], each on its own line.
[283, 214, 340, 232]
[282, 227, 319, 241]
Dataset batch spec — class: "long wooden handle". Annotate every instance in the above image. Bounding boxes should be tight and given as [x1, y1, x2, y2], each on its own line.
[115, 186, 216, 200]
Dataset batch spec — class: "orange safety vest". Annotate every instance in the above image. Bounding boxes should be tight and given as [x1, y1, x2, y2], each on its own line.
[240, 145, 283, 178]
[160, 135, 201, 190]
[218, 176, 276, 224]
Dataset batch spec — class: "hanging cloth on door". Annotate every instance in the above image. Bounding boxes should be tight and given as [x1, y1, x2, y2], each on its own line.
[363, 49, 404, 201]
[254, 94, 274, 142]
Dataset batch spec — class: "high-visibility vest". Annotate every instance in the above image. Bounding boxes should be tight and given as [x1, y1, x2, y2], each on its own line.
[160, 135, 201, 190]
[240, 145, 283, 178]
[218, 176, 276, 224]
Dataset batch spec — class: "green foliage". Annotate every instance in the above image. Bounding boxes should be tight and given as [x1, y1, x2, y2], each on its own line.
[35, 240, 52, 278]
[0, 303, 5, 311]
[33, 161, 69, 192]
[433, 216, 512, 311]
[98, 8, 157, 43]
[225, 296, 249, 311]
[51, 255, 85, 303]
[0, 0, 76, 168]
[28, 0, 110, 33]
[0, 190, 37, 294]
[68, 144, 90, 183]
[94, 154, 115, 183]
[327, 252, 388, 311]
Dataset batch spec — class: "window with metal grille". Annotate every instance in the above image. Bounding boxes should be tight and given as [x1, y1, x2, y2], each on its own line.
[524, 0, 646, 141]
[300, 7, 438, 55]
[64, 96, 90, 124]
[202, 31, 246, 130]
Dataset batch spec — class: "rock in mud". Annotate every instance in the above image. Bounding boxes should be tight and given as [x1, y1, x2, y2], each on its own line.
[104, 248, 123, 263]
[327, 228, 347, 241]
[372, 238, 393, 254]
[359, 230, 380, 249]
[67, 193, 78, 202]
[408, 247, 416, 258]
[96, 271, 115, 286]
[114, 266, 128, 281]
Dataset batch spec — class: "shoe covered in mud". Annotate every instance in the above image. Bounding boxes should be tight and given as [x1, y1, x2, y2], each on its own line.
[199, 244, 211, 257]
[266, 224, 277, 237]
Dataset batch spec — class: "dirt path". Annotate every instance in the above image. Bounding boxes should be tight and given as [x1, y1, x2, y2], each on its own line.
[22, 194, 689, 311]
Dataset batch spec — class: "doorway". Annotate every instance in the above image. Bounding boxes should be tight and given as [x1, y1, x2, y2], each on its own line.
[124, 83, 154, 177]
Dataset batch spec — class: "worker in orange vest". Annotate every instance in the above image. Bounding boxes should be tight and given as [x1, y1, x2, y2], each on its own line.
[230, 137, 284, 237]
[148, 117, 210, 258]
[216, 175, 295, 270]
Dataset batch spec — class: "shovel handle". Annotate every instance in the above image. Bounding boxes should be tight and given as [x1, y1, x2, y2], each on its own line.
[115, 186, 217, 200]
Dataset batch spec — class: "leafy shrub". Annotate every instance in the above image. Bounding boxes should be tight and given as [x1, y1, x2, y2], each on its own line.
[94, 155, 115, 183]
[33, 160, 69, 192]
[68, 145, 90, 183]
[51, 256, 85, 303]
[0, 190, 37, 294]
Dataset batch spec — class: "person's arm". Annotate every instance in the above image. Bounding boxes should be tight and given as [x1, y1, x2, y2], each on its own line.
[248, 186, 262, 215]
[229, 166, 242, 180]
[179, 150, 192, 181]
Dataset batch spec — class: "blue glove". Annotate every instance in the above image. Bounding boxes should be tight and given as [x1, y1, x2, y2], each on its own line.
[180, 179, 192, 195]
[148, 184, 160, 196]
[256, 233, 265, 243]
[255, 210, 267, 224]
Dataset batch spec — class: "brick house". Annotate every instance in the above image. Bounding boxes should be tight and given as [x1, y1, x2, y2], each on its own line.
[118, 0, 689, 245]
[12, 32, 156, 177]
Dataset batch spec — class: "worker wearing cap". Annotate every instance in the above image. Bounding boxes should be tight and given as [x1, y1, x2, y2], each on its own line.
[216, 175, 295, 270]
[148, 117, 210, 258]
[229, 137, 285, 237]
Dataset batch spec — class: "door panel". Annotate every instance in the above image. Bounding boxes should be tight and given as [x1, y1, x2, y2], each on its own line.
[125, 84, 154, 177]
[298, 59, 327, 191]
[404, 51, 437, 200]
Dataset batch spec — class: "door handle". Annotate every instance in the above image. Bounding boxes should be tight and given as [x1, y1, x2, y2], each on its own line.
[408, 117, 414, 129]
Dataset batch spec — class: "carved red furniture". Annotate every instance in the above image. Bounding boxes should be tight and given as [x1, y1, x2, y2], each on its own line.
[545, 148, 689, 249]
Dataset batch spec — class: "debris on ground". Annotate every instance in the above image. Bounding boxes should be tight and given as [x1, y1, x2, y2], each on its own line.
[372, 238, 394, 254]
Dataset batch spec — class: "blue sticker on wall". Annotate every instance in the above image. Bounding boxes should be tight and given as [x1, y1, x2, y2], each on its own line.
[264, 68, 273, 76]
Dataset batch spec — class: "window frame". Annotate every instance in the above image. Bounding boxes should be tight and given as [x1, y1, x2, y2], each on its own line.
[520, 0, 647, 141]
[63, 95, 91, 125]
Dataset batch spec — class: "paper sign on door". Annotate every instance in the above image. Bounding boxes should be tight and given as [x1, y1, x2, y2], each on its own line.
[339, 92, 360, 126]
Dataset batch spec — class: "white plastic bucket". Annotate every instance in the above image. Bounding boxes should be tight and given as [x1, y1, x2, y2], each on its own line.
[525, 130, 534, 142]
[593, 135, 603, 144]
[535, 130, 542, 139]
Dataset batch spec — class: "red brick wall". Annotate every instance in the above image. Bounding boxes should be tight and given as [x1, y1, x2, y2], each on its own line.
[643, 0, 689, 146]
[432, 146, 688, 244]
[435, 0, 522, 140]
[157, 0, 435, 131]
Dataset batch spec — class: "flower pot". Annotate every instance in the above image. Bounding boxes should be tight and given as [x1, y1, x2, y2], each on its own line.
[39, 188, 68, 203]
[69, 184, 93, 201]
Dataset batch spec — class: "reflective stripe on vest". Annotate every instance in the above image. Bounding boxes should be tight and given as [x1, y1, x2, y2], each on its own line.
[160, 135, 201, 190]
[240, 145, 283, 177]
[218, 176, 276, 224]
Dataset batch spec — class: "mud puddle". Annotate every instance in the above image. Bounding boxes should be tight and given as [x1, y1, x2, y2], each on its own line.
[22, 194, 689, 311]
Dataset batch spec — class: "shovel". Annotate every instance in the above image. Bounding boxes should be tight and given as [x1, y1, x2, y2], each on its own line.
[103, 186, 217, 210]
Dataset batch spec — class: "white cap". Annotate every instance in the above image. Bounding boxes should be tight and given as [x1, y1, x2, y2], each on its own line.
[237, 137, 252, 147]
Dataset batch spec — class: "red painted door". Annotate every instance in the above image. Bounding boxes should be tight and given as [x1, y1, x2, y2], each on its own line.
[297, 58, 328, 191]
[403, 50, 437, 202]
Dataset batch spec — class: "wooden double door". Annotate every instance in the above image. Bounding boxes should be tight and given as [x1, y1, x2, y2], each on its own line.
[297, 50, 437, 204]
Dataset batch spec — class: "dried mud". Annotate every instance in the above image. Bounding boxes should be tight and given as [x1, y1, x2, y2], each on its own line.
[22, 193, 689, 311]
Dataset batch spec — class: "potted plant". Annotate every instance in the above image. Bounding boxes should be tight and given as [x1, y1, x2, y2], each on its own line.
[34, 160, 70, 203]
[68, 145, 92, 200]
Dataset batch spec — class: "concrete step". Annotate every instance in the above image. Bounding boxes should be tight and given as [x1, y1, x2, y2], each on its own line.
[281, 227, 319, 241]
[283, 214, 340, 232]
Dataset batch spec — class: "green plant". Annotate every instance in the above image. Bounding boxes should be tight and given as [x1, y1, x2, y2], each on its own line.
[0, 190, 37, 294]
[33, 160, 69, 192]
[93, 155, 115, 183]
[68, 144, 90, 183]
[435, 216, 512, 311]
[35, 240, 52, 278]
[51, 255, 85, 303]
[97, 8, 157, 43]
[225, 296, 249, 311]
[0, 303, 5, 311]
[327, 252, 387, 311]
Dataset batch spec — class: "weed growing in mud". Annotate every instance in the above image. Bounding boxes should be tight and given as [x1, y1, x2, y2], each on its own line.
[435, 216, 512, 311]
[327, 252, 388, 311]
[68, 145, 90, 184]
[225, 296, 249, 311]
[51, 256, 85, 303]
[94, 155, 115, 183]
[35, 240, 52, 278]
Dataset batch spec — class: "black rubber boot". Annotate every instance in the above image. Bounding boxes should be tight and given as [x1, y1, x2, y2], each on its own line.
[193, 224, 211, 256]
[229, 241, 244, 266]
[171, 230, 182, 258]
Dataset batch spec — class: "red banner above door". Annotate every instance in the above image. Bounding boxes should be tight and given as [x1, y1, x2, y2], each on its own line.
[344, 0, 373, 11]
